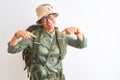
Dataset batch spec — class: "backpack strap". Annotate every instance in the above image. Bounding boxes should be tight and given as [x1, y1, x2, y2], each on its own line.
[26, 24, 43, 58]
[55, 27, 65, 80]
[23, 24, 42, 77]
[26, 24, 42, 32]
[55, 27, 64, 59]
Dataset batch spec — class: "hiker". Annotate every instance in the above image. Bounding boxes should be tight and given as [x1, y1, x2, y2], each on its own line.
[7, 3, 87, 80]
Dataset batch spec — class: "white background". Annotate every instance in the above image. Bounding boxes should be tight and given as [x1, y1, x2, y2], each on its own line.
[0, 0, 120, 80]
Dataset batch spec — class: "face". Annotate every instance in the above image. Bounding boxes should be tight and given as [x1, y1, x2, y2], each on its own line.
[40, 13, 57, 30]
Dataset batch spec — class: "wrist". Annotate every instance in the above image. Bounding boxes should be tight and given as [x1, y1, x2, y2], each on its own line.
[14, 33, 20, 39]
[74, 28, 80, 35]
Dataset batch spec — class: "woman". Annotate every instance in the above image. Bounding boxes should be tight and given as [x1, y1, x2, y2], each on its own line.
[7, 3, 87, 80]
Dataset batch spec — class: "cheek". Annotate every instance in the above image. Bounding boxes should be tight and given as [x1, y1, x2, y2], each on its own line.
[52, 19, 56, 25]
[41, 19, 56, 27]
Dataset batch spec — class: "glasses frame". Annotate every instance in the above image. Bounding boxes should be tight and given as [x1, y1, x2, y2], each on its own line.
[40, 13, 57, 23]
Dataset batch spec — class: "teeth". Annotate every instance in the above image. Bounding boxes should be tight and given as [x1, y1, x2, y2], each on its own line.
[48, 24, 52, 26]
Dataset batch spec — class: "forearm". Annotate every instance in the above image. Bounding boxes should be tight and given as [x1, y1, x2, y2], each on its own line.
[75, 30, 87, 48]
[9, 33, 20, 46]
[76, 33, 84, 42]
[7, 44, 21, 53]
[8, 38, 32, 54]
[74, 28, 84, 41]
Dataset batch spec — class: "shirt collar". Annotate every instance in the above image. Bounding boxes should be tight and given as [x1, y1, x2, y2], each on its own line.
[42, 28, 55, 38]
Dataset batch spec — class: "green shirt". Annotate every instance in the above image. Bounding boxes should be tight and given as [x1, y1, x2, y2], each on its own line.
[7, 27, 87, 79]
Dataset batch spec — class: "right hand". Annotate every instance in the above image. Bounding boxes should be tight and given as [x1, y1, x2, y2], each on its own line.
[15, 30, 37, 39]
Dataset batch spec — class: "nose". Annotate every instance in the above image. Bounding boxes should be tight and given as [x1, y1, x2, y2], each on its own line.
[46, 18, 52, 23]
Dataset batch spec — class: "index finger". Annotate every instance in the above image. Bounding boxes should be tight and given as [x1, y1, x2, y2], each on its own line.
[30, 33, 37, 38]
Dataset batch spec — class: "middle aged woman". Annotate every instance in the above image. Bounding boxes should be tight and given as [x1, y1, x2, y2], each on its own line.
[8, 3, 87, 80]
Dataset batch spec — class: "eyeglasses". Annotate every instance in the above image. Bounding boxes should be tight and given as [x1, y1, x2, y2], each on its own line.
[40, 13, 57, 23]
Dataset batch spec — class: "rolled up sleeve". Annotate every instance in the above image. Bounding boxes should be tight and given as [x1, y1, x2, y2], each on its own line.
[66, 35, 87, 49]
[7, 39, 32, 54]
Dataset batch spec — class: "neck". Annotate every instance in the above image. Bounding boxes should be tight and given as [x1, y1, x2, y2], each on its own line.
[45, 28, 54, 34]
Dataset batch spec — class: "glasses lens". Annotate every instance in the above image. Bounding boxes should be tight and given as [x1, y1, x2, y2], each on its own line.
[41, 17, 46, 22]
[41, 13, 56, 23]
[48, 14, 55, 20]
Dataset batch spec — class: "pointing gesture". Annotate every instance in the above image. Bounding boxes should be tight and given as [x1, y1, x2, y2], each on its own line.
[15, 30, 37, 39]
[61, 27, 84, 41]
[61, 27, 80, 35]
[9, 30, 36, 46]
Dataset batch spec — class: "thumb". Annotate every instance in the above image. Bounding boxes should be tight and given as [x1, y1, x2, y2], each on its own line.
[61, 29, 66, 34]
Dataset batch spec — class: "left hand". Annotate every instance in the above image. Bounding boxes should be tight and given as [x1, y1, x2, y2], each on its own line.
[61, 27, 79, 35]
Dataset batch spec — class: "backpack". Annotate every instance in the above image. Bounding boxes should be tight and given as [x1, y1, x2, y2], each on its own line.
[22, 24, 65, 77]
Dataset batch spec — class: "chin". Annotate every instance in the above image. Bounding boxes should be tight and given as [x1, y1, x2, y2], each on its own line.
[48, 25, 54, 29]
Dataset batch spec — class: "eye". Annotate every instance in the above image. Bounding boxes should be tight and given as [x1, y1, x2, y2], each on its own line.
[41, 17, 47, 22]
[48, 14, 54, 19]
